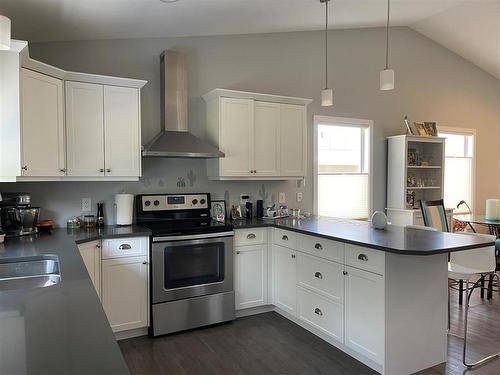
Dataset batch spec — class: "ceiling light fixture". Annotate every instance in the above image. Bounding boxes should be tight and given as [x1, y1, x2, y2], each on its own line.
[320, 0, 333, 106]
[0, 14, 11, 51]
[380, 0, 394, 90]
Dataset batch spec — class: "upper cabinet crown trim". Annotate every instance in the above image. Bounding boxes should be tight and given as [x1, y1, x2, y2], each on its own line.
[202, 88, 313, 106]
[19, 43, 147, 89]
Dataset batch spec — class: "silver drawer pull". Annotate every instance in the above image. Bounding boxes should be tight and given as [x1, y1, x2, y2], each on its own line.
[236, 250, 241, 254]
[118, 244, 132, 250]
[315, 271, 323, 279]
[246, 233, 256, 239]
[282, 235, 288, 241]
[358, 254, 369, 261]
[314, 308, 323, 316]
[314, 243, 323, 250]
[142, 261, 148, 265]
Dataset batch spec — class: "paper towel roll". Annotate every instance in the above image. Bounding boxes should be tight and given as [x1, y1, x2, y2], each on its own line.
[485, 199, 499, 220]
[115, 194, 134, 225]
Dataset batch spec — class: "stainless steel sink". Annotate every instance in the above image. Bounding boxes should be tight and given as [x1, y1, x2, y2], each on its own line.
[0, 255, 61, 291]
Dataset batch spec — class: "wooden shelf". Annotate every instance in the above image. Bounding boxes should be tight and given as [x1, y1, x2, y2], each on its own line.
[406, 186, 441, 190]
[407, 165, 441, 169]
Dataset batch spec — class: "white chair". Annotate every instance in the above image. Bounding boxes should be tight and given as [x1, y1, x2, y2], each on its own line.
[449, 232, 500, 368]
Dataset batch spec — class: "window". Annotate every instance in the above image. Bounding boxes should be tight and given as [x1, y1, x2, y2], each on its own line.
[314, 116, 372, 219]
[437, 128, 475, 214]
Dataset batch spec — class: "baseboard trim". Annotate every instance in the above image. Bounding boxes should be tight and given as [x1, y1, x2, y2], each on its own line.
[115, 327, 148, 341]
[235, 305, 274, 318]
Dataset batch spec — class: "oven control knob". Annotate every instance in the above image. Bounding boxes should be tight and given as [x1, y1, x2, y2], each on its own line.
[153, 200, 160, 206]
[192, 199, 198, 205]
[144, 200, 151, 207]
[200, 199, 206, 205]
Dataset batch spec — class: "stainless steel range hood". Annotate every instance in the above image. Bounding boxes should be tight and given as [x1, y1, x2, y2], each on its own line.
[142, 50, 224, 158]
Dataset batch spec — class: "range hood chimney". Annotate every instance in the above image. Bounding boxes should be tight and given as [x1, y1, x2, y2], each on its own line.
[142, 50, 224, 158]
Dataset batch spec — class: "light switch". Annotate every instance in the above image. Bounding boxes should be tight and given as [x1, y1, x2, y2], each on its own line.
[279, 192, 286, 204]
[296, 192, 303, 203]
[82, 198, 92, 212]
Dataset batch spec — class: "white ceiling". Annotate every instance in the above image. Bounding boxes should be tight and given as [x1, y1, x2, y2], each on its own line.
[1, 0, 498, 78]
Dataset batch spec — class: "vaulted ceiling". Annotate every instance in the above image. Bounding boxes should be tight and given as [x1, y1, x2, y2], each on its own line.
[1, 0, 498, 78]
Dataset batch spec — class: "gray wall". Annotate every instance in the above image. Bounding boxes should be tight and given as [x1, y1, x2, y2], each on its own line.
[1, 27, 498, 226]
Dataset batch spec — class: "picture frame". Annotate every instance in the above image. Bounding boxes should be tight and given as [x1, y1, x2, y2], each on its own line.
[424, 122, 437, 136]
[414, 122, 428, 137]
[210, 200, 226, 222]
[230, 205, 243, 220]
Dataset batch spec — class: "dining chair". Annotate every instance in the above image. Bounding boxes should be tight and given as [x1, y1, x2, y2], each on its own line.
[449, 232, 500, 368]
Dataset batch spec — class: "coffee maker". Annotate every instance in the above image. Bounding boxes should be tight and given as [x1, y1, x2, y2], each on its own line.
[0, 192, 40, 237]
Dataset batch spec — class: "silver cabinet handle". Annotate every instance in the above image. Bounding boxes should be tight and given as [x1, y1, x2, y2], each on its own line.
[343, 271, 348, 276]
[106, 168, 111, 173]
[282, 235, 288, 241]
[314, 308, 323, 316]
[358, 254, 369, 261]
[291, 254, 296, 259]
[247, 233, 256, 239]
[142, 261, 148, 265]
[22, 166, 28, 171]
[99, 168, 104, 173]
[96, 244, 101, 249]
[315, 271, 323, 279]
[236, 250, 241, 254]
[314, 243, 323, 250]
[118, 244, 132, 250]
[59, 168, 66, 173]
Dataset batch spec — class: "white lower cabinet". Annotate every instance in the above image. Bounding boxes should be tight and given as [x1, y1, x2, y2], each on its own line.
[77, 240, 101, 299]
[102, 256, 149, 332]
[344, 265, 384, 365]
[272, 244, 297, 315]
[234, 244, 268, 310]
[297, 286, 343, 342]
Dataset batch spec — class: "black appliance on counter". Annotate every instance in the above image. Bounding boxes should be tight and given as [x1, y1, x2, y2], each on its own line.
[135, 193, 235, 337]
[0, 192, 40, 237]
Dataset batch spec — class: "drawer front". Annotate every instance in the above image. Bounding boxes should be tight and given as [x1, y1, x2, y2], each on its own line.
[345, 244, 385, 275]
[274, 229, 296, 249]
[298, 234, 344, 263]
[102, 237, 148, 259]
[297, 253, 344, 303]
[297, 286, 343, 342]
[234, 228, 267, 246]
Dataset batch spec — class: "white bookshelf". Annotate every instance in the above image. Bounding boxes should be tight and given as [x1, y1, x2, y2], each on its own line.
[386, 135, 449, 227]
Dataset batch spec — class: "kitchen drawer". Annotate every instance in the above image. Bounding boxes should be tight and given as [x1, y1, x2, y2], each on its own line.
[297, 286, 343, 342]
[274, 229, 296, 249]
[297, 252, 344, 303]
[298, 234, 344, 263]
[102, 237, 148, 259]
[345, 244, 385, 275]
[234, 228, 267, 246]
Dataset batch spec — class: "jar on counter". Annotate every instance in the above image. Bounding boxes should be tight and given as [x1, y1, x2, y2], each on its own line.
[83, 215, 96, 229]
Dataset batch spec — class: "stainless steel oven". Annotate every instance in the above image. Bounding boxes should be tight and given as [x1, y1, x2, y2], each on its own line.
[152, 232, 234, 303]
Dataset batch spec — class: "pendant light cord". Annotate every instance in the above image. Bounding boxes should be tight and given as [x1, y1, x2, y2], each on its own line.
[385, 0, 390, 70]
[325, 0, 329, 89]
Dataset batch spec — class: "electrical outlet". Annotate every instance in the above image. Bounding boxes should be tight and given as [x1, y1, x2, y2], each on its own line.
[82, 198, 92, 212]
[278, 192, 286, 204]
[296, 192, 303, 203]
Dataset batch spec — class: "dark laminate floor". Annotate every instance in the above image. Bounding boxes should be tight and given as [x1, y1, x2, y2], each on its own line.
[120, 281, 499, 375]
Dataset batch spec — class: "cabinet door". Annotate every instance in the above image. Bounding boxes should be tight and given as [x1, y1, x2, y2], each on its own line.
[65, 81, 104, 177]
[220, 97, 254, 176]
[77, 241, 101, 298]
[273, 245, 297, 315]
[344, 266, 384, 365]
[280, 104, 306, 176]
[234, 244, 268, 310]
[104, 86, 140, 177]
[102, 256, 148, 332]
[254, 101, 280, 176]
[21, 68, 65, 177]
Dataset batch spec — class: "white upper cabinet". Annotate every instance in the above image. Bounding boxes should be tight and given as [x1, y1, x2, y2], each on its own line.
[21, 68, 65, 177]
[66, 81, 105, 177]
[104, 85, 141, 177]
[280, 104, 306, 177]
[203, 89, 311, 180]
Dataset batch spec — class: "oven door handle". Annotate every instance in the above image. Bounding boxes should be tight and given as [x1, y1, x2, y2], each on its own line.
[153, 231, 235, 242]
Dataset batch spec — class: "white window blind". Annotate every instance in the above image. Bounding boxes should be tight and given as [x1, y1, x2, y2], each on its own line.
[316, 121, 370, 220]
[438, 130, 474, 213]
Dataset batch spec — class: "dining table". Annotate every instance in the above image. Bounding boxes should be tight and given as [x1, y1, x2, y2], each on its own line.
[454, 214, 500, 301]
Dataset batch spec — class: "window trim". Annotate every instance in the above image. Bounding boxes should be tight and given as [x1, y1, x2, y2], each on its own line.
[437, 126, 476, 214]
[313, 115, 374, 218]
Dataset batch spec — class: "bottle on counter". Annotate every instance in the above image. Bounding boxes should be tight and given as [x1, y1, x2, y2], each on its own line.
[96, 202, 105, 228]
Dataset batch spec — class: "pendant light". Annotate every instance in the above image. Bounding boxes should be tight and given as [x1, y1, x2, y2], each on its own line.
[320, 0, 333, 106]
[0, 14, 11, 51]
[380, 0, 394, 90]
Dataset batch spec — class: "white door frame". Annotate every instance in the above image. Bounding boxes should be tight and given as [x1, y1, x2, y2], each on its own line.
[313, 115, 374, 218]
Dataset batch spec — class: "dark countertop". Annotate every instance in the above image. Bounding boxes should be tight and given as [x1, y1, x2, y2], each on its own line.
[231, 216, 495, 255]
[0, 225, 151, 374]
